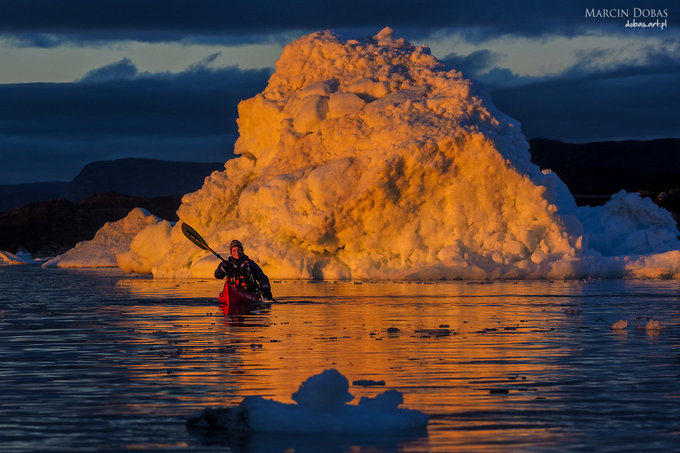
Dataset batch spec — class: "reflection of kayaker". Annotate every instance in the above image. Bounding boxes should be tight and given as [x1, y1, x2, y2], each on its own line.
[214, 240, 273, 301]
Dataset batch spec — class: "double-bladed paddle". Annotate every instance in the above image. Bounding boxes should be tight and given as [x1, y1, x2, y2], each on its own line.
[181, 222, 226, 262]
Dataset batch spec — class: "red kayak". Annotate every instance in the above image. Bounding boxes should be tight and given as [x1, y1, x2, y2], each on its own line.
[218, 281, 264, 307]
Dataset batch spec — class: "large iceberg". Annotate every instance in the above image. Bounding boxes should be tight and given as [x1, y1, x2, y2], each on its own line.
[68, 28, 680, 279]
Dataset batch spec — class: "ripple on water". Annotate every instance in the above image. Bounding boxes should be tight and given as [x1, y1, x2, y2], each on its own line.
[0, 267, 678, 452]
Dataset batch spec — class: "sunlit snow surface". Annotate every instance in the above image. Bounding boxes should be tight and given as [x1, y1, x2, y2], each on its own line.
[43, 208, 167, 268]
[51, 28, 680, 279]
[0, 249, 37, 265]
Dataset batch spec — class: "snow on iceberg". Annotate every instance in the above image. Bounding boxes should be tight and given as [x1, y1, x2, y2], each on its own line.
[72, 28, 680, 279]
[0, 249, 38, 265]
[186, 369, 429, 433]
[43, 208, 165, 268]
[115, 220, 174, 274]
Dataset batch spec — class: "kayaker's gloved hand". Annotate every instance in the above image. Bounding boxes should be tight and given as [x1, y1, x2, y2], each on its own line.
[262, 287, 273, 300]
[215, 261, 228, 279]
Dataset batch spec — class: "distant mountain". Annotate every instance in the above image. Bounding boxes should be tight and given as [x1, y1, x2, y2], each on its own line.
[528, 138, 680, 225]
[0, 158, 224, 212]
[1, 142, 678, 257]
[0, 181, 70, 212]
[0, 192, 183, 257]
[528, 138, 680, 199]
[66, 158, 224, 201]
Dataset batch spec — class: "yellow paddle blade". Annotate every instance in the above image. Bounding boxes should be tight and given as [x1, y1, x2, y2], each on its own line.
[181, 223, 210, 251]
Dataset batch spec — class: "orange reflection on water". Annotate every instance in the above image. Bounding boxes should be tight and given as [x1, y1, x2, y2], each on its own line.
[107, 278, 594, 448]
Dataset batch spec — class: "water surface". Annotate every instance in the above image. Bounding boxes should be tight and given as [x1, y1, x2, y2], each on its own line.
[1, 266, 679, 451]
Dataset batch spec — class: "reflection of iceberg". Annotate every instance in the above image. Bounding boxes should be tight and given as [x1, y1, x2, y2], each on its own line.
[187, 369, 428, 433]
[59, 28, 680, 279]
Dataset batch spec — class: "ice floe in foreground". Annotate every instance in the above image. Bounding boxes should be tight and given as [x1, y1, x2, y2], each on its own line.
[186, 369, 428, 433]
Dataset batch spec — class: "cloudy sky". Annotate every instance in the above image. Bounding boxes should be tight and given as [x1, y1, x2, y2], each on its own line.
[1, 0, 678, 183]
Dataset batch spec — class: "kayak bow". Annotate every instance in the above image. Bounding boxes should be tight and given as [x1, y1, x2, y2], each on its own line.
[218, 281, 263, 306]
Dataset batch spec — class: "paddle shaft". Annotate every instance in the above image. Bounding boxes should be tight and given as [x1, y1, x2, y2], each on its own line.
[208, 248, 227, 262]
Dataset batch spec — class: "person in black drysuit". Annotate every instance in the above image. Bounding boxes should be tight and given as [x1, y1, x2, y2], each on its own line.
[214, 239, 273, 300]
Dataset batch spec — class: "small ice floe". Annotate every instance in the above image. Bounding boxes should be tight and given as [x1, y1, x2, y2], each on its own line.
[0, 249, 37, 265]
[489, 388, 510, 394]
[414, 328, 451, 337]
[645, 319, 665, 331]
[611, 320, 628, 330]
[186, 369, 428, 433]
[352, 379, 386, 387]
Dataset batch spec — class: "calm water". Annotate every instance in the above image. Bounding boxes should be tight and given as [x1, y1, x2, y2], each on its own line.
[1, 265, 679, 452]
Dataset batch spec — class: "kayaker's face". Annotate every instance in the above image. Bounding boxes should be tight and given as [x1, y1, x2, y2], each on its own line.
[231, 246, 243, 259]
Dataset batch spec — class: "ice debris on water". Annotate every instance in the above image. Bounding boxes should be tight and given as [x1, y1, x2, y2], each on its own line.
[611, 320, 628, 330]
[415, 328, 451, 336]
[186, 369, 428, 433]
[352, 379, 386, 387]
[645, 319, 664, 331]
[489, 388, 510, 394]
[0, 249, 37, 265]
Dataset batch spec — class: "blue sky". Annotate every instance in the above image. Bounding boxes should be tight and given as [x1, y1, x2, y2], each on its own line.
[0, 0, 678, 183]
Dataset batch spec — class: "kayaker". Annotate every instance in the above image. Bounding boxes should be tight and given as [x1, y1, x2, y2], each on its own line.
[214, 240, 273, 300]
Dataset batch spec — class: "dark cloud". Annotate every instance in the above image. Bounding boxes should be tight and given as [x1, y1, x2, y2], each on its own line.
[441, 39, 680, 141]
[0, 63, 271, 183]
[79, 58, 139, 82]
[440, 49, 499, 77]
[0, 134, 235, 183]
[491, 69, 680, 142]
[2, 2, 678, 182]
[440, 50, 537, 88]
[4, 0, 673, 46]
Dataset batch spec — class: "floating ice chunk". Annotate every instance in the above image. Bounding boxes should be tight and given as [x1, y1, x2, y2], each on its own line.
[645, 319, 664, 331]
[358, 389, 401, 408]
[622, 250, 680, 279]
[578, 191, 680, 256]
[0, 249, 37, 265]
[611, 320, 628, 330]
[292, 369, 353, 411]
[353, 379, 386, 386]
[186, 369, 428, 433]
[43, 208, 161, 268]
